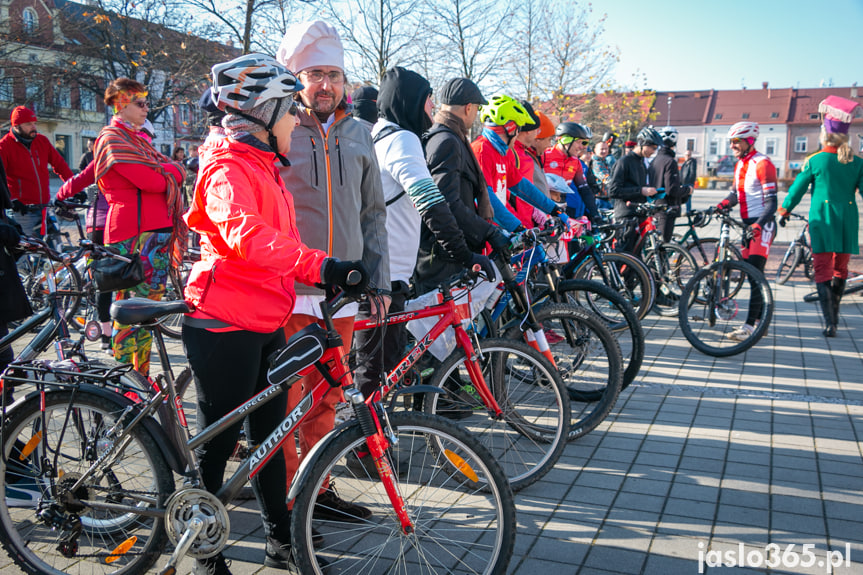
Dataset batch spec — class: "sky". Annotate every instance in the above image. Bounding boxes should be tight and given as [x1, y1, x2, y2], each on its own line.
[596, 0, 863, 91]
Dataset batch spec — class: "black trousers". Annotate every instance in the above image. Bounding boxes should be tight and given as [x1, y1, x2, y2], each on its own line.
[353, 281, 411, 399]
[182, 324, 291, 541]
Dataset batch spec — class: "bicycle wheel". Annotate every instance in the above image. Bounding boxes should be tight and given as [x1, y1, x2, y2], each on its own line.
[678, 260, 773, 357]
[573, 252, 655, 321]
[556, 279, 644, 391]
[503, 304, 623, 439]
[644, 243, 697, 317]
[775, 245, 803, 285]
[290, 411, 516, 575]
[17, 253, 83, 325]
[0, 389, 173, 575]
[423, 338, 569, 491]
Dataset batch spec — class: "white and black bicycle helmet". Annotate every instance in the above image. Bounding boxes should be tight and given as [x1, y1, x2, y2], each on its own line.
[658, 126, 678, 147]
[211, 53, 303, 112]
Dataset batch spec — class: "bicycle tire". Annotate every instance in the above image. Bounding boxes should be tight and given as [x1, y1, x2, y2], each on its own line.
[0, 388, 173, 575]
[643, 242, 697, 317]
[573, 252, 656, 321]
[290, 411, 516, 575]
[423, 338, 569, 491]
[678, 260, 773, 357]
[17, 253, 83, 327]
[503, 304, 623, 439]
[556, 279, 644, 391]
[775, 245, 803, 285]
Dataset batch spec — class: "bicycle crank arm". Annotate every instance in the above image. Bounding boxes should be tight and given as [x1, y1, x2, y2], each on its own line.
[159, 515, 205, 575]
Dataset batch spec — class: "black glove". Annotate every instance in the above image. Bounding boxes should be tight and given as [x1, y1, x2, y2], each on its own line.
[11, 199, 26, 214]
[0, 221, 21, 248]
[467, 253, 495, 280]
[486, 228, 511, 256]
[73, 191, 88, 203]
[320, 258, 370, 297]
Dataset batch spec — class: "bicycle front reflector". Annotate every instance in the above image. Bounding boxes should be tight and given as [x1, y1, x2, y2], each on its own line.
[444, 449, 479, 483]
[19, 432, 42, 460]
[105, 536, 137, 563]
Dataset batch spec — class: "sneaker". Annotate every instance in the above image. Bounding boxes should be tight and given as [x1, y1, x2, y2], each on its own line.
[5, 474, 43, 508]
[313, 481, 372, 523]
[333, 401, 353, 426]
[193, 553, 232, 575]
[725, 324, 754, 342]
[100, 334, 111, 351]
[264, 536, 328, 571]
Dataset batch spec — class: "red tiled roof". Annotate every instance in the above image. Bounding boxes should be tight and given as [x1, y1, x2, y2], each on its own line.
[705, 88, 794, 124]
[652, 91, 713, 126]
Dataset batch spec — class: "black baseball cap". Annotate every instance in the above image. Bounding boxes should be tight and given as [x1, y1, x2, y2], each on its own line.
[439, 78, 487, 106]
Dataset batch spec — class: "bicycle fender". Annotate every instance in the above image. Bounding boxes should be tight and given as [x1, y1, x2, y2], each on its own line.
[287, 421, 360, 502]
[387, 385, 447, 410]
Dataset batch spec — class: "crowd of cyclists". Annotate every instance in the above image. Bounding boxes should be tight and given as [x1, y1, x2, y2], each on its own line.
[3, 15, 863, 575]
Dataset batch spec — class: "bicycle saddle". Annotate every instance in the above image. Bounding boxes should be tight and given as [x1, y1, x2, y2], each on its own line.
[111, 297, 194, 325]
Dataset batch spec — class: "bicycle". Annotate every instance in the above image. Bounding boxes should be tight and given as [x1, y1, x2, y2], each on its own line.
[673, 208, 742, 269]
[802, 271, 863, 302]
[678, 207, 774, 356]
[775, 213, 813, 285]
[0, 290, 516, 575]
[355, 268, 571, 491]
[631, 202, 698, 317]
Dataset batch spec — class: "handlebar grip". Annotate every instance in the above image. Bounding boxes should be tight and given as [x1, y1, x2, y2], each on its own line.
[346, 269, 363, 286]
[471, 263, 482, 273]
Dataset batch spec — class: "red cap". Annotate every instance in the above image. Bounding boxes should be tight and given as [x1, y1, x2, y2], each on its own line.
[624, 140, 637, 147]
[11, 106, 38, 126]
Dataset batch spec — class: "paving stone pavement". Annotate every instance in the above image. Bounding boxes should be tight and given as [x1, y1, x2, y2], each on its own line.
[1, 192, 861, 574]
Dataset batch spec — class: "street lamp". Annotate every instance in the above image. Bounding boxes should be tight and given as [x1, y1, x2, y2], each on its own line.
[667, 95, 672, 126]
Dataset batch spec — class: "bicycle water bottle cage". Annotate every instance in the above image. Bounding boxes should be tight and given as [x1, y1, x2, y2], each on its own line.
[267, 323, 327, 386]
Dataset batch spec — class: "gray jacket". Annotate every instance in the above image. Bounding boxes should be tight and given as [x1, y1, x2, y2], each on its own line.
[279, 105, 390, 295]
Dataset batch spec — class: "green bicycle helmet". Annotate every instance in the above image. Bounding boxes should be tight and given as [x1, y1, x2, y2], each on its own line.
[479, 94, 535, 128]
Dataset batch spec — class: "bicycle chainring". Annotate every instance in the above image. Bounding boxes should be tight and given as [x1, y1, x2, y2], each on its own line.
[164, 488, 230, 558]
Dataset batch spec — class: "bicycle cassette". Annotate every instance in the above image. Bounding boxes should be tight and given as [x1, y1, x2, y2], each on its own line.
[164, 488, 230, 559]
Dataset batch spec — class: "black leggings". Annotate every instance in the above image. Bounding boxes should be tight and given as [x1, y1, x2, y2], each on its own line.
[745, 254, 767, 326]
[182, 324, 291, 541]
[353, 281, 410, 399]
[89, 230, 112, 323]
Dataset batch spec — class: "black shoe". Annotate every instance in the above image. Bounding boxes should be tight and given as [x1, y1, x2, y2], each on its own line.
[313, 482, 372, 523]
[193, 553, 232, 575]
[265, 536, 329, 571]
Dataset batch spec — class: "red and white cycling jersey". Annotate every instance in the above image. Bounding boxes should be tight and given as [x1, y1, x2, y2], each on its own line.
[733, 149, 777, 220]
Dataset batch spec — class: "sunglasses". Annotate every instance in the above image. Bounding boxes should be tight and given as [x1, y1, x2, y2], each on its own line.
[133, 100, 150, 109]
[287, 101, 298, 116]
[579, 140, 590, 146]
[730, 138, 743, 145]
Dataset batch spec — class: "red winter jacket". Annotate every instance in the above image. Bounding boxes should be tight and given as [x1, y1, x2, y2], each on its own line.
[543, 145, 586, 186]
[472, 135, 534, 228]
[183, 136, 329, 333]
[0, 131, 73, 205]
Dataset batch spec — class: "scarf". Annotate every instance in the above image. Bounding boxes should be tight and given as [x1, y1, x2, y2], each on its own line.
[95, 117, 188, 265]
[431, 110, 493, 221]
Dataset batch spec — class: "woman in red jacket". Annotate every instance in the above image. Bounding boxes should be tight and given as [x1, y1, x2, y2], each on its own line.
[183, 54, 368, 574]
[94, 78, 186, 374]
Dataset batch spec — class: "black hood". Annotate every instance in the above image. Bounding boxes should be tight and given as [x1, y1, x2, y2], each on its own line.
[377, 66, 432, 138]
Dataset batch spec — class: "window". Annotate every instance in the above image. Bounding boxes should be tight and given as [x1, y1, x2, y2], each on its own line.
[794, 136, 808, 153]
[858, 136, 863, 153]
[714, 113, 723, 120]
[765, 138, 777, 156]
[709, 140, 718, 155]
[686, 138, 695, 152]
[54, 86, 71, 109]
[161, 144, 171, 155]
[22, 8, 38, 35]
[742, 113, 750, 119]
[771, 112, 779, 119]
[80, 88, 96, 111]
[25, 81, 42, 110]
[0, 73, 12, 102]
[809, 113, 819, 120]
[54, 135, 71, 166]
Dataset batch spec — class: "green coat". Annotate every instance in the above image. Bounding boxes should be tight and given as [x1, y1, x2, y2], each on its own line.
[783, 149, 863, 254]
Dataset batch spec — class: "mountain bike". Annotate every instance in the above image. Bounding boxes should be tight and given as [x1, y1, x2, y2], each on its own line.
[678, 207, 774, 356]
[775, 213, 813, 285]
[355, 268, 570, 491]
[673, 208, 742, 269]
[0, 291, 516, 575]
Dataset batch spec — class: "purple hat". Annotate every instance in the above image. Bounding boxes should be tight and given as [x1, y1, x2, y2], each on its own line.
[819, 95, 861, 135]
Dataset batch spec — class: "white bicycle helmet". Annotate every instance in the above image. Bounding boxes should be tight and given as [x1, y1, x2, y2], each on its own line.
[545, 173, 573, 196]
[727, 121, 759, 140]
[211, 53, 303, 112]
[658, 126, 678, 146]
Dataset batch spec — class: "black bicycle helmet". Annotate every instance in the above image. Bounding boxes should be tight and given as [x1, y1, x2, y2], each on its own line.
[555, 122, 592, 140]
[636, 126, 664, 147]
[519, 100, 541, 132]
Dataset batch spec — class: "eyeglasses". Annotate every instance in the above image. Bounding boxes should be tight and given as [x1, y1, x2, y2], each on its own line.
[301, 70, 345, 85]
[133, 100, 150, 109]
[730, 138, 743, 145]
[579, 140, 590, 146]
[287, 101, 299, 116]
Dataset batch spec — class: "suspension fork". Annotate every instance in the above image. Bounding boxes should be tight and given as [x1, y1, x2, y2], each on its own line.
[497, 263, 556, 366]
[452, 325, 504, 417]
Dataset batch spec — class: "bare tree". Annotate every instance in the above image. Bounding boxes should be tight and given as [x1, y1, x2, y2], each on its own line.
[422, 0, 513, 85]
[500, 0, 548, 101]
[315, 0, 422, 84]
